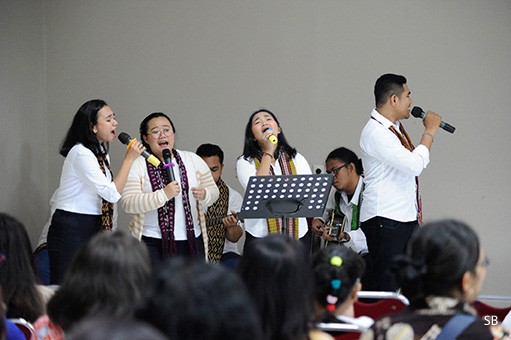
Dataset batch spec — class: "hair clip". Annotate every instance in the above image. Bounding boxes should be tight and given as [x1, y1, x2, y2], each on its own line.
[330, 255, 343, 267]
[327, 303, 336, 312]
[330, 279, 342, 290]
[327, 294, 338, 305]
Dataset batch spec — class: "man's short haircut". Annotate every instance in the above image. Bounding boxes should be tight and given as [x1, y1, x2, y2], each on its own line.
[196, 143, 224, 164]
[374, 74, 407, 108]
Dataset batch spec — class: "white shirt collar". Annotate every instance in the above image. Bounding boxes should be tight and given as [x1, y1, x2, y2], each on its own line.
[371, 108, 401, 130]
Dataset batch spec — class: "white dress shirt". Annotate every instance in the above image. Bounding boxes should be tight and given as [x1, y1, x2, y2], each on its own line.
[56, 144, 120, 215]
[359, 109, 429, 222]
[322, 178, 368, 254]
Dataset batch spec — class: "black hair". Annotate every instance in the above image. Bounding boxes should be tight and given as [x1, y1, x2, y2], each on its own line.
[238, 234, 312, 340]
[139, 112, 176, 151]
[374, 74, 407, 108]
[0, 213, 44, 322]
[66, 316, 167, 340]
[242, 108, 297, 160]
[60, 99, 108, 157]
[136, 256, 262, 340]
[47, 230, 151, 331]
[392, 219, 481, 309]
[312, 246, 365, 320]
[196, 143, 224, 164]
[325, 147, 363, 175]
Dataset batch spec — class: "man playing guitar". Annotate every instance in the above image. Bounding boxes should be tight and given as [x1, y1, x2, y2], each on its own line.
[196, 143, 243, 270]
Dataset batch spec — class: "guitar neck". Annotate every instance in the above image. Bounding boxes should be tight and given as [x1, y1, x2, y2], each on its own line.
[206, 213, 241, 227]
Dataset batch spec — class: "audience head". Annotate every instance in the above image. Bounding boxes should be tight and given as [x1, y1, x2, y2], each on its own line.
[312, 246, 365, 319]
[47, 230, 151, 331]
[0, 212, 44, 322]
[139, 112, 176, 160]
[374, 73, 407, 108]
[196, 143, 224, 183]
[325, 147, 363, 193]
[0, 284, 5, 340]
[66, 316, 166, 340]
[393, 219, 487, 308]
[136, 256, 262, 340]
[242, 108, 296, 160]
[238, 234, 313, 340]
[60, 99, 110, 157]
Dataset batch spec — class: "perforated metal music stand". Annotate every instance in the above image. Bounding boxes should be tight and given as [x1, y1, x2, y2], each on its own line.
[238, 174, 333, 235]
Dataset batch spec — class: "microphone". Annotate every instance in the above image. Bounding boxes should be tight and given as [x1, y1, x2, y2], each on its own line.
[263, 127, 278, 145]
[162, 149, 175, 182]
[118, 132, 161, 167]
[411, 106, 455, 133]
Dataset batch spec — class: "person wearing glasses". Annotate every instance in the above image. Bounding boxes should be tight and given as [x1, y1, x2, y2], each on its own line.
[359, 74, 442, 291]
[236, 109, 313, 253]
[121, 112, 219, 267]
[362, 219, 497, 339]
[311, 147, 373, 288]
[311, 148, 367, 252]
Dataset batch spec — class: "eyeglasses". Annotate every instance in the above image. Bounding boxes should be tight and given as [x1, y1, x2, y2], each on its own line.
[478, 255, 490, 268]
[326, 163, 350, 176]
[149, 127, 173, 138]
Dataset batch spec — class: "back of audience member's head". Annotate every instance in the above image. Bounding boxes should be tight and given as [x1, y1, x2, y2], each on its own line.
[238, 234, 313, 340]
[136, 256, 262, 340]
[66, 316, 166, 340]
[47, 230, 151, 331]
[312, 246, 365, 320]
[393, 219, 485, 308]
[1, 285, 6, 340]
[0, 212, 44, 322]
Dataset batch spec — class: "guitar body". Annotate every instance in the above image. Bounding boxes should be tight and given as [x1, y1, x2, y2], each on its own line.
[324, 210, 346, 246]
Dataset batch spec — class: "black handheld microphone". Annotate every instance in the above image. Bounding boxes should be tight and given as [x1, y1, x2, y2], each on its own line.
[118, 132, 161, 166]
[411, 106, 456, 134]
[162, 149, 175, 182]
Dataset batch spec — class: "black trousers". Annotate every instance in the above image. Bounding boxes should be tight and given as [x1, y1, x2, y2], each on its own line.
[360, 216, 418, 291]
[244, 230, 312, 258]
[47, 209, 102, 284]
[142, 235, 205, 270]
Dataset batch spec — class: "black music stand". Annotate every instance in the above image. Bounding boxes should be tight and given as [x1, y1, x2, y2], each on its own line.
[238, 174, 333, 235]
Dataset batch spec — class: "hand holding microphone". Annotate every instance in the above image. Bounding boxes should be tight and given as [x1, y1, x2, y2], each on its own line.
[118, 132, 161, 166]
[262, 127, 278, 145]
[411, 106, 455, 133]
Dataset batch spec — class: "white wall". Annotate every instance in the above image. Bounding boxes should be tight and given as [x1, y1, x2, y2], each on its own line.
[0, 0, 47, 244]
[2, 0, 510, 296]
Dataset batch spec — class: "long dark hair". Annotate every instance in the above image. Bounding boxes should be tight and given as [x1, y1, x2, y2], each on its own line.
[392, 219, 480, 308]
[242, 109, 297, 160]
[238, 234, 312, 340]
[47, 230, 151, 331]
[60, 99, 108, 157]
[0, 213, 44, 322]
[136, 257, 262, 340]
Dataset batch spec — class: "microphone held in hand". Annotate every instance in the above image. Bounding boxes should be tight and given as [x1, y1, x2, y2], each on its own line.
[411, 106, 455, 133]
[118, 132, 161, 166]
[162, 149, 175, 182]
[263, 127, 278, 145]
